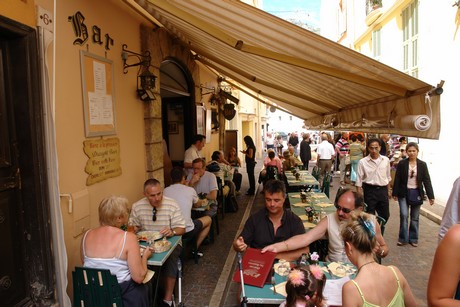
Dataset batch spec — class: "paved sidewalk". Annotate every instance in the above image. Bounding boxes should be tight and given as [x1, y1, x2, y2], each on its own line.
[178, 160, 442, 307]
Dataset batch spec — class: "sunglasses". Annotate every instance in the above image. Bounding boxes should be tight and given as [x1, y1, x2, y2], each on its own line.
[410, 170, 415, 178]
[335, 204, 352, 214]
[152, 207, 157, 222]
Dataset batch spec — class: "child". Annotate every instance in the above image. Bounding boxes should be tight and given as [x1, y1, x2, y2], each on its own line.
[280, 264, 326, 307]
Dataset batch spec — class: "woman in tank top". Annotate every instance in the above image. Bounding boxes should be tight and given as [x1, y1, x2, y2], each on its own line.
[340, 212, 416, 307]
[81, 196, 152, 307]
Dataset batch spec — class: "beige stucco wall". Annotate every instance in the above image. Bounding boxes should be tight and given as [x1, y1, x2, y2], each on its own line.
[55, 0, 149, 297]
[0, 0, 35, 27]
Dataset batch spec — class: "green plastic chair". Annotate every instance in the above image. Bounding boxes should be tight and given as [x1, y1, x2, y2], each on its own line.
[73, 266, 123, 307]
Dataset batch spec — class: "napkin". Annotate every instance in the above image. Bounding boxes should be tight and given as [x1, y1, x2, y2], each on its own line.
[326, 262, 355, 278]
[316, 203, 333, 208]
[290, 194, 301, 198]
[270, 281, 287, 297]
[142, 269, 155, 284]
[311, 194, 324, 198]
[298, 214, 309, 221]
[291, 202, 309, 207]
[303, 222, 316, 228]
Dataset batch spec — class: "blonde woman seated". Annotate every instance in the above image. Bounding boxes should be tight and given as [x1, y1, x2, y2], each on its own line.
[81, 196, 152, 307]
[341, 212, 416, 307]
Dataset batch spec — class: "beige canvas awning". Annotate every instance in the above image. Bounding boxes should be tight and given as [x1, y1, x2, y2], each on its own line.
[130, 0, 442, 139]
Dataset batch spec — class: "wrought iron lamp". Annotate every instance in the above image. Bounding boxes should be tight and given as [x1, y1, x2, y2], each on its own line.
[121, 44, 157, 102]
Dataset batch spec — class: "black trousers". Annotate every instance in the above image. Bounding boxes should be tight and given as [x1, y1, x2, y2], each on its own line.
[246, 162, 256, 193]
[363, 183, 390, 222]
[232, 172, 242, 191]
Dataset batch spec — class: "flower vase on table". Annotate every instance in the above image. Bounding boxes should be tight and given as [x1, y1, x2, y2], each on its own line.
[308, 251, 320, 265]
[305, 206, 315, 222]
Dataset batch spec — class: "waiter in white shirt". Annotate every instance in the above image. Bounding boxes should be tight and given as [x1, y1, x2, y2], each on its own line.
[183, 134, 206, 177]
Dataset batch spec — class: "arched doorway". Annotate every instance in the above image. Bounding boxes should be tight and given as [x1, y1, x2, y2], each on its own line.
[160, 59, 195, 185]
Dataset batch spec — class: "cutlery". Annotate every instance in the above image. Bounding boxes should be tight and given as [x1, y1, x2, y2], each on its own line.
[271, 274, 277, 294]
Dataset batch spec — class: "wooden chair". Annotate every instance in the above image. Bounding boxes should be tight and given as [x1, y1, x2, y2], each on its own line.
[73, 266, 123, 307]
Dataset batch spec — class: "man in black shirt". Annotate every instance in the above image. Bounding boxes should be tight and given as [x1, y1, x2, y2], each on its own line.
[232, 179, 309, 260]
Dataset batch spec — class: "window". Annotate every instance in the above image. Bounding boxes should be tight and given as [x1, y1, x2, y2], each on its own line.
[402, 0, 419, 77]
[372, 28, 381, 60]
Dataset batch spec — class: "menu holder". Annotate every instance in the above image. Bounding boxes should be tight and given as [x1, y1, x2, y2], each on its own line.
[232, 248, 277, 288]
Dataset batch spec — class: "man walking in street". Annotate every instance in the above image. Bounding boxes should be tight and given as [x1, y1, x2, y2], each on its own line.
[316, 133, 335, 188]
[356, 138, 392, 222]
[299, 133, 312, 171]
[335, 132, 350, 185]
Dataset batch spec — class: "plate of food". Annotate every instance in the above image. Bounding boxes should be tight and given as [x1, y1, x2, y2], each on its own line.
[137, 230, 163, 242]
[153, 240, 171, 253]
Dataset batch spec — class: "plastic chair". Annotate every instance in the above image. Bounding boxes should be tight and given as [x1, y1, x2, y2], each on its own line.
[321, 173, 332, 198]
[73, 266, 123, 307]
[311, 166, 320, 180]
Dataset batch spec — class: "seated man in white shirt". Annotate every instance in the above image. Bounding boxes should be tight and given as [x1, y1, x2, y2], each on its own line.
[164, 167, 212, 251]
[188, 158, 218, 217]
[262, 188, 388, 263]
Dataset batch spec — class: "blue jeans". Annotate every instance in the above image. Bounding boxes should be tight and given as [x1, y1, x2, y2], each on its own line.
[350, 160, 359, 182]
[398, 197, 421, 244]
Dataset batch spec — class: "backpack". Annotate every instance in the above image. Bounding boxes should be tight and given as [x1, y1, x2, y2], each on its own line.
[225, 194, 238, 213]
[206, 161, 221, 173]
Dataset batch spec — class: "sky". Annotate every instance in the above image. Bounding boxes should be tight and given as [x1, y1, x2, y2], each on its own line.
[261, 0, 321, 28]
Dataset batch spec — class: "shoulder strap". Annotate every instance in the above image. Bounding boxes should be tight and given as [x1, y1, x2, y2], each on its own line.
[82, 229, 92, 257]
[351, 280, 366, 302]
[117, 231, 128, 259]
[388, 266, 401, 287]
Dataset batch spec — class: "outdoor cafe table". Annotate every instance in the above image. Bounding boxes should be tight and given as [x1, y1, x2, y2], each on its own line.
[285, 170, 319, 191]
[142, 235, 181, 305]
[287, 192, 336, 230]
[242, 261, 355, 305]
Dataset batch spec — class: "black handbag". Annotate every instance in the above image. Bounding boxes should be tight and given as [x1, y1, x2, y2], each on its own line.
[407, 188, 423, 205]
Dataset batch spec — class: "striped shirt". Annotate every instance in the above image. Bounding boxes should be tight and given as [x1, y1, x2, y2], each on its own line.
[335, 138, 350, 154]
[129, 196, 186, 232]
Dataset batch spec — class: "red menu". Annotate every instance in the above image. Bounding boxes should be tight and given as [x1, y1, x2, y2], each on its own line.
[232, 248, 277, 288]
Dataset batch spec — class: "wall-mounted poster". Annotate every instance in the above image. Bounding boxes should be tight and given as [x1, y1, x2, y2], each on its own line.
[80, 51, 116, 137]
[196, 105, 205, 136]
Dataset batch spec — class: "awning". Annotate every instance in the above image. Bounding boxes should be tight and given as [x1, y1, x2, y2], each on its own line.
[131, 0, 442, 139]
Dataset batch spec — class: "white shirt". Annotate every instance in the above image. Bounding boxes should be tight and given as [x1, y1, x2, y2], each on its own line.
[184, 144, 202, 164]
[316, 140, 335, 160]
[356, 155, 391, 187]
[164, 183, 198, 232]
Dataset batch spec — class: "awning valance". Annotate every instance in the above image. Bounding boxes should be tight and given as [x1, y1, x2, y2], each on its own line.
[131, 0, 442, 139]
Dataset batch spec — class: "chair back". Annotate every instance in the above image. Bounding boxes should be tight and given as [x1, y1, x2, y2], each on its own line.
[311, 166, 320, 180]
[376, 215, 387, 236]
[73, 266, 123, 307]
[321, 173, 332, 198]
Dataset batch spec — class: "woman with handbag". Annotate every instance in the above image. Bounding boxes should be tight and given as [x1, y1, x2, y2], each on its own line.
[392, 142, 435, 247]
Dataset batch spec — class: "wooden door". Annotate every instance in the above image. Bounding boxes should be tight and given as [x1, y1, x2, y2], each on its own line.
[0, 16, 55, 305]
